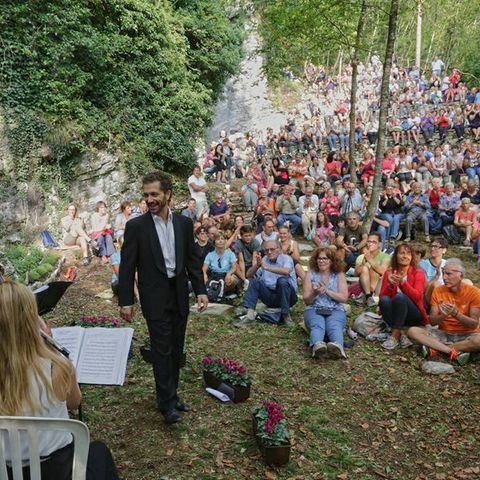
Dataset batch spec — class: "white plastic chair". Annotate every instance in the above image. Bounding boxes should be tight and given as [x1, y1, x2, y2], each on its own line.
[0, 416, 89, 480]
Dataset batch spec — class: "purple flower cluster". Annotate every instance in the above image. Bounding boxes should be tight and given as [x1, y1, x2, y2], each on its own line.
[202, 356, 247, 375]
[78, 315, 121, 328]
[262, 401, 286, 434]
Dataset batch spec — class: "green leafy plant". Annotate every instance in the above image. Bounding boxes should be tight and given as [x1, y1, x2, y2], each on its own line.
[5, 246, 59, 284]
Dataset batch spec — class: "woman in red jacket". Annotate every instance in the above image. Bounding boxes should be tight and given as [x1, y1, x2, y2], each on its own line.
[379, 243, 428, 350]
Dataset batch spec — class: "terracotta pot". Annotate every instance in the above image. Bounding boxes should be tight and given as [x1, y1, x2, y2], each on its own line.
[202, 370, 251, 403]
[252, 415, 291, 466]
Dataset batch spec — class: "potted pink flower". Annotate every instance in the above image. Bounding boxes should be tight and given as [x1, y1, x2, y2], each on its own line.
[201, 356, 251, 402]
[252, 401, 291, 466]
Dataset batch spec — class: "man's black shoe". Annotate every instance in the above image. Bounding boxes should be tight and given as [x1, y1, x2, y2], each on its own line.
[175, 401, 191, 412]
[162, 409, 182, 424]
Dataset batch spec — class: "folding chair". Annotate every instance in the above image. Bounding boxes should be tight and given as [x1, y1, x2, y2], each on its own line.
[0, 416, 89, 480]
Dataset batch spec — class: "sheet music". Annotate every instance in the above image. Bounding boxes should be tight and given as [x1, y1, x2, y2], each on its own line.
[76, 328, 134, 385]
[52, 327, 85, 367]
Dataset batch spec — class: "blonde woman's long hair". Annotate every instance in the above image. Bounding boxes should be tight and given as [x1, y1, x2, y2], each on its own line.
[0, 281, 73, 415]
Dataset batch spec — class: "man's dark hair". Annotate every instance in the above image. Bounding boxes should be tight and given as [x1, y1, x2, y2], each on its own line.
[368, 232, 382, 243]
[142, 171, 173, 192]
[240, 225, 253, 235]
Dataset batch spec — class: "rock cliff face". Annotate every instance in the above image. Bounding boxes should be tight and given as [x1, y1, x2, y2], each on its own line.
[0, 142, 139, 242]
[205, 20, 286, 141]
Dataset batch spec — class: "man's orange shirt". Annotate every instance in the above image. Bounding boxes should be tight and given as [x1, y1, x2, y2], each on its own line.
[289, 161, 307, 179]
[431, 284, 480, 333]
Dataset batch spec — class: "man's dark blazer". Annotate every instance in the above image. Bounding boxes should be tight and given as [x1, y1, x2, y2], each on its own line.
[118, 212, 206, 320]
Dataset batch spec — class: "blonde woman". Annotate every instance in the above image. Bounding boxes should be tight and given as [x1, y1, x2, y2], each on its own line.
[0, 280, 118, 479]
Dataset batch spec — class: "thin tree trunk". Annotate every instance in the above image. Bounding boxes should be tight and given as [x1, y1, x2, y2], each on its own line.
[348, 0, 367, 183]
[415, 0, 422, 69]
[363, 0, 399, 233]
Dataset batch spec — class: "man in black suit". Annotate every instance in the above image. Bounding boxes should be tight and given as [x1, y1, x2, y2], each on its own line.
[119, 171, 208, 424]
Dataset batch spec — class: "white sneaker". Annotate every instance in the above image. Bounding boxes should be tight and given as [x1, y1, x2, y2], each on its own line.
[327, 342, 347, 359]
[400, 334, 413, 348]
[352, 292, 366, 305]
[312, 341, 327, 358]
[243, 279, 250, 291]
[366, 295, 379, 307]
[346, 267, 356, 277]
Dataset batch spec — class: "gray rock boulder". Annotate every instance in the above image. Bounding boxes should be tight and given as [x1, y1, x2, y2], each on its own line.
[421, 361, 455, 375]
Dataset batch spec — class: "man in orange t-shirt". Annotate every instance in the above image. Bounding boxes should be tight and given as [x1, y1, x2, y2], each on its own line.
[408, 258, 480, 365]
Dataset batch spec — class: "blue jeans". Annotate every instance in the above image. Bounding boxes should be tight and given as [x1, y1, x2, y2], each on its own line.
[304, 308, 346, 346]
[225, 156, 233, 182]
[379, 293, 422, 329]
[378, 213, 403, 239]
[96, 234, 115, 257]
[422, 127, 434, 141]
[277, 213, 302, 234]
[474, 238, 480, 254]
[243, 277, 297, 315]
[466, 166, 480, 181]
[327, 134, 338, 151]
[345, 251, 359, 269]
[354, 129, 363, 144]
[339, 133, 348, 150]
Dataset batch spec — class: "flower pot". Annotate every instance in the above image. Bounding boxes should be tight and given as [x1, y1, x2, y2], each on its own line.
[252, 415, 291, 466]
[202, 371, 251, 403]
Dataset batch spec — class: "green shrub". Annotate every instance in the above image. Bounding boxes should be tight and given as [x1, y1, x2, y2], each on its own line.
[28, 270, 41, 282]
[36, 263, 54, 276]
[44, 252, 59, 265]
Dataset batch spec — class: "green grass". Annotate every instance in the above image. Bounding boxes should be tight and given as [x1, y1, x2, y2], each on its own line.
[47, 245, 480, 480]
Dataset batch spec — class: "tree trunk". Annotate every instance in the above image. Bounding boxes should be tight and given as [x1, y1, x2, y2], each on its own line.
[415, 0, 422, 69]
[363, 0, 399, 233]
[348, 0, 367, 184]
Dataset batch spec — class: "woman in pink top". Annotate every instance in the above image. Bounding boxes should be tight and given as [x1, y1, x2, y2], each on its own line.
[320, 188, 341, 224]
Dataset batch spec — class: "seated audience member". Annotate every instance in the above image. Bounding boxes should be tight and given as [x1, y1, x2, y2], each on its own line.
[404, 182, 431, 242]
[324, 152, 342, 185]
[275, 184, 301, 234]
[111, 249, 139, 301]
[131, 198, 148, 218]
[438, 182, 460, 227]
[188, 165, 209, 217]
[181, 198, 197, 222]
[194, 225, 214, 263]
[206, 224, 218, 244]
[0, 280, 119, 480]
[288, 153, 308, 192]
[303, 247, 349, 359]
[278, 225, 306, 282]
[61, 204, 94, 266]
[340, 181, 364, 217]
[378, 185, 404, 242]
[235, 225, 261, 287]
[379, 243, 428, 350]
[336, 213, 368, 269]
[354, 233, 390, 306]
[419, 238, 448, 305]
[460, 179, 480, 205]
[408, 258, 480, 364]
[270, 157, 290, 186]
[236, 240, 297, 327]
[225, 215, 244, 250]
[241, 176, 259, 212]
[114, 201, 132, 245]
[209, 192, 231, 226]
[454, 197, 476, 246]
[312, 211, 336, 247]
[202, 232, 240, 297]
[320, 188, 341, 225]
[90, 201, 115, 264]
[298, 186, 319, 238]
[255, 189, 276, 230]
[255, 217, 278, 246]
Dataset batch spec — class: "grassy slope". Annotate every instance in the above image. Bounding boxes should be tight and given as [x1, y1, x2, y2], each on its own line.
[48, 245, 480, 480]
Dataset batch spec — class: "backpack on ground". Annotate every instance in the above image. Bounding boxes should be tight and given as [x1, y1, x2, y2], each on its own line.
[353, 311, 387, 337]
[442, 225, 462, 245]
[41, 230, 60, 248]
[206, 279, 225, 303]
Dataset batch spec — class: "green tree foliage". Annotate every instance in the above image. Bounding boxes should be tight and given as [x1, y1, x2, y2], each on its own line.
[256, 0, 480, 83]
[0, 0, 244, 183]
